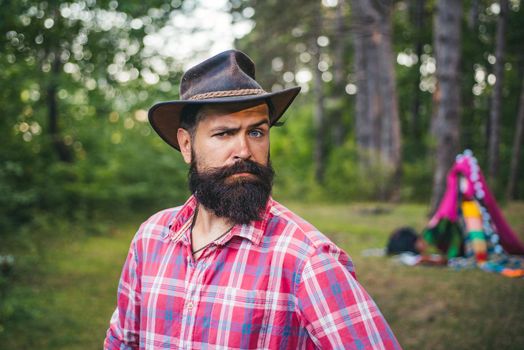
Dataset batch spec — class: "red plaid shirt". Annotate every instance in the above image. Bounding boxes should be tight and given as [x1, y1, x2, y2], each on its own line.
[105, 196, 401, 349]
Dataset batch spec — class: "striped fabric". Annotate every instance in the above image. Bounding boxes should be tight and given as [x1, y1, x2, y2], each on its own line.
[105, 196, 401, 349]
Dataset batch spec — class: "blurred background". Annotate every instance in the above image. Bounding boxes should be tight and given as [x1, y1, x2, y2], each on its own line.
[1, 0, 523, 349]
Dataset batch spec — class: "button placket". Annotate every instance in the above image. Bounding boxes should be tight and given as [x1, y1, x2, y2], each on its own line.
[180, 255, 198, 346]
[185, 281, 197, 312]
[186, 259, 205, 311]
[185, 254, 213, 344]
[183, 253, 198, 324]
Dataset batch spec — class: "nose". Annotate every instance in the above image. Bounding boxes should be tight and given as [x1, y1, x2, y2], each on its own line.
[233, 134, 252, 161]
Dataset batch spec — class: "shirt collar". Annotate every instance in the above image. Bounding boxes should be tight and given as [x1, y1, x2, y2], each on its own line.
[165, 195, 274, 247]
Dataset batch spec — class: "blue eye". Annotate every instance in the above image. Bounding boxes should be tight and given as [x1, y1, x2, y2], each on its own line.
[249, 130, 264, 138]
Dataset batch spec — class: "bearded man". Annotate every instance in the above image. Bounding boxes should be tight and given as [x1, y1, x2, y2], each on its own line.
[105, 50, 401, 349]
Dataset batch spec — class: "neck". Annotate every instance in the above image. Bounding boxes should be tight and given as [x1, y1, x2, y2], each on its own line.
[191, 204, 234, 249]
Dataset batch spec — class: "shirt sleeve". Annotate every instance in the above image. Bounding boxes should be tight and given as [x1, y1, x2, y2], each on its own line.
[104, 238, 142, 350]
[296, 244, 402, 350]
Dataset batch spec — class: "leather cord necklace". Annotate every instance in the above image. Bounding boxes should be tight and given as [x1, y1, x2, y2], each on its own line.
[190, 207, 235, 256]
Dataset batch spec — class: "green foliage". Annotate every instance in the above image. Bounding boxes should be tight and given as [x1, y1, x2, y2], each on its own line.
[270, 102, 317, 199]
[401, 156, 435, 201]
[323, 141, 399, 201]
[0, 0, 191, 235]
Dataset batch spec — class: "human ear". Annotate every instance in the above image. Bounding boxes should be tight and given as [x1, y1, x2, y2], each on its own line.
[177, 128, 192, 164]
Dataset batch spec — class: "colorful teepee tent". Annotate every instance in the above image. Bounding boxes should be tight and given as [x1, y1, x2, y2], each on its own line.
[423, 150, 524, 268]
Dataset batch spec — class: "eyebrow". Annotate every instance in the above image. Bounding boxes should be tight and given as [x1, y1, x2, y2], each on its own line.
[248, 119, 270, 128]
[210, 119, 270, 133]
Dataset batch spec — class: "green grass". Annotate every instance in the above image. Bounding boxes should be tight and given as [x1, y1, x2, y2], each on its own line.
[1, 202, 524, 349]
[1, 222, 137, 349]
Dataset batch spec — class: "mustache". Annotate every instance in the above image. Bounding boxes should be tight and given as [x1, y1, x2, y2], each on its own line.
[202, 159, 272, 180]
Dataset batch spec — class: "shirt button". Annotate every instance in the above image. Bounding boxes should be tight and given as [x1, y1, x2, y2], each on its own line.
[187, 301, 194, 310]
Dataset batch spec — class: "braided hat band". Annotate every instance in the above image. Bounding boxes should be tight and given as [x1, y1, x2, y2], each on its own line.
[188, 88, 266, 101]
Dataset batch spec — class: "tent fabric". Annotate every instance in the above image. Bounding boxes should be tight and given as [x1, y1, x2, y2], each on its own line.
[427, 150, 524, 256]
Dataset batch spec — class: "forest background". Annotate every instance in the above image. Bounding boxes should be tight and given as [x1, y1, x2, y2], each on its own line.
[1, 0, 524, 348]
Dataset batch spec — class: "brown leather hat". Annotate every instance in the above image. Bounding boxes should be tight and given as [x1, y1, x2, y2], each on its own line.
[148, 50, 301, 150]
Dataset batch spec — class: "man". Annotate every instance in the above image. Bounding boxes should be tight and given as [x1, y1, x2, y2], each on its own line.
[105, 50, 401, 349]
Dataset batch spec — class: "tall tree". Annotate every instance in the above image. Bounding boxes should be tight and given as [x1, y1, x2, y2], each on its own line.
[468, 0, 480, 30]
[330, 0, 348, 146]
[312, 9, 327, 183]
[430, 0, 463, 212]
[46, 41, 74, 162]
[487, 0, 509, 183]
[409, 0, 426, 138]
[506, 73, 524, 200]
[350, 0, 401, 198]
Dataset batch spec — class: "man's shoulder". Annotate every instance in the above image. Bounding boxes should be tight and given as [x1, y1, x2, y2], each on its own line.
[134, 205, 185, 241]
[268, 199, 343, 254]
[268, 199, 356, 277]
[147, 205, 184, 223]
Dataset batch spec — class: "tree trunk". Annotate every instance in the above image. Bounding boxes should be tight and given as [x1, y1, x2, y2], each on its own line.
[487, 0, 509, 184]
[410, 0, 426, 138]
[468, 0, 480, 30]
[351, 0, 401, 199]
[312, 11, 326, 183]
[47, 53, 74, 163]
[506, 74, 524, 200]
[331, 0, 347, 146]
[429, 0, 462, 213]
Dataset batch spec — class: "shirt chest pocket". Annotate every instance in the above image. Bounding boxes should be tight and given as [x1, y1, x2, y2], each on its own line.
[195, 288, 280, 348]
[141, 275, 187, 342]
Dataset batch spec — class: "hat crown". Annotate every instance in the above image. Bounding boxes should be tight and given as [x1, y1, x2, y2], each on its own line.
[180, 50, 264, 100]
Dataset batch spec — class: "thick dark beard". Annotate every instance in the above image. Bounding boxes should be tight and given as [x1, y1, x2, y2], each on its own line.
[188, 157, 274, 225]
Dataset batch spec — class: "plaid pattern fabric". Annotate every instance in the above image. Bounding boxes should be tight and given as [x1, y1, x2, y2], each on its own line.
[105, 196, 401, 349]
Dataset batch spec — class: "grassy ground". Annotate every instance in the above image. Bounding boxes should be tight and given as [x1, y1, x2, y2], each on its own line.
[1, 201, 524, 349]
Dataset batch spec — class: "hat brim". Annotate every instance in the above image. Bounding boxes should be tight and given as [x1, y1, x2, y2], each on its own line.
[148, 86, 301, 151]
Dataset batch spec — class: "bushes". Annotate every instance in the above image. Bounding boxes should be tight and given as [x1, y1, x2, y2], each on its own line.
[0, 212, 107, 342]
[323, 141, 397, 201]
